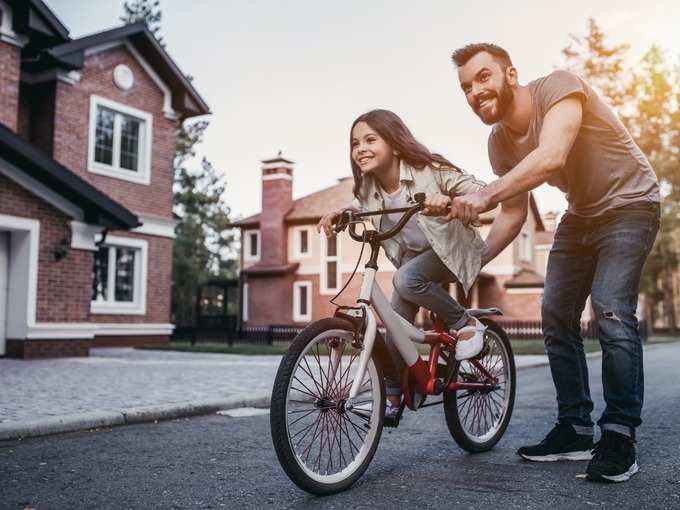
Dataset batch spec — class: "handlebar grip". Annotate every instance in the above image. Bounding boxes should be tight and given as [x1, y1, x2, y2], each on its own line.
[333, 210, 351, 233]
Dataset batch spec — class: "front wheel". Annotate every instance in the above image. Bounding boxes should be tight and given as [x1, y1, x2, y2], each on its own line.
[270, 318, 385, 495]
[443, 318, 516, 452]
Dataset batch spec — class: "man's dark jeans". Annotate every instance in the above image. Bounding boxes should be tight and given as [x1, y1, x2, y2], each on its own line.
[542, 201, 660, 438]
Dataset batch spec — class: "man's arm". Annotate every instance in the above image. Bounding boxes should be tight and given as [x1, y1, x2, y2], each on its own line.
[481, 192, 528, 266]
[450, 96, 583, 222]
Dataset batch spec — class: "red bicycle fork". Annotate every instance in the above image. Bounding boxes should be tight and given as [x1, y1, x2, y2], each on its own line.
[401, 320, 496, 410]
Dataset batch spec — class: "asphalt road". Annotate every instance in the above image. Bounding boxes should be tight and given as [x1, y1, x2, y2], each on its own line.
[2, 343, 680, 510]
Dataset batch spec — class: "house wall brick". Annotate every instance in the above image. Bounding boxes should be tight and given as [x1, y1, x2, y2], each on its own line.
[244, 274, 296, 326]
[92, 335, 167, 347]
[0, 176, 172, 352]
[0, 175, 93, 323]
[6, 339, 91, 359]
[260, 170, 293, 266]
[477, 275, 543, 321]
[51, 46, 177, 219]
[0, 40, 20, 131]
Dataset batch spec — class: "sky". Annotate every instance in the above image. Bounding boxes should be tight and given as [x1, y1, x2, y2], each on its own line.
[46, 0, 680, 220]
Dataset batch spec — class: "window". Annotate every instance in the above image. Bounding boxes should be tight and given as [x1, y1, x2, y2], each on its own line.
[91, 236, 147, 315]
[519, 230, 532, 262]
[293, 281, 312, 322]
[293, 226, 312, 258]
[243, 230, 260, 261]
[320, 234, 340, 294]
[88, 95, 153, 184]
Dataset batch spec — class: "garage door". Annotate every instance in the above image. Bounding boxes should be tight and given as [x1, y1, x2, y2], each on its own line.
[0, 232, 8, 355]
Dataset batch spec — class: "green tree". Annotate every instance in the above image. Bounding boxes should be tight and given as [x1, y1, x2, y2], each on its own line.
[624, 47, 680, 331]
[562, 19, 680, 331]
[120, 0, 164, 46]
[173, 121, 236, 326]
[121, 1, 235, 326]
[561, 18, 629, 108]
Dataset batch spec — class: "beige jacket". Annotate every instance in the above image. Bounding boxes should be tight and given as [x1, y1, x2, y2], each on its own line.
[351, 161, 486, 295]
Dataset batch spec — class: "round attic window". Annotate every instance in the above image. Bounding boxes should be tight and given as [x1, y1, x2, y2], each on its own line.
[113, 64, 134, 90]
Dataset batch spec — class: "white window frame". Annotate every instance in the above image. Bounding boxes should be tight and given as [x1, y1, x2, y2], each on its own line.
[87, 95, 153, 185]
[292, 226, 312, 258]
[519, 230, 532, 263]
[242, 283, 249, 322]
[293, 281, 312, 322]
[243, 229, 261, 262]
[320, 233, 341, 295]
[91, 235, 148, 315]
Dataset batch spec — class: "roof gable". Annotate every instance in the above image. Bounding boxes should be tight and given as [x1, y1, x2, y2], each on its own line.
[27, 22, 210, 119]
[6, 0, 70, 46]
[231, 177, 355, 228]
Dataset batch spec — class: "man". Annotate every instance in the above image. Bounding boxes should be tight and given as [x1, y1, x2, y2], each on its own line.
[447, 43, 660, 483]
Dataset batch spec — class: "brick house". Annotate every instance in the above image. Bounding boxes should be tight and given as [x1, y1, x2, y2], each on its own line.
[231, 155, 553, 328]
[0, 0, 209, 358]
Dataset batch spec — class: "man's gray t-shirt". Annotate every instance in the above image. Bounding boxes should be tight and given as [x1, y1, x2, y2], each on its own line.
[488, 70, 660, 217]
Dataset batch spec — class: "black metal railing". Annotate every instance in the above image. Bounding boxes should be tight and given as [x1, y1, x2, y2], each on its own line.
[495, 319, 648, 341]
[172, 319, 649, 345]
[172, 324, 304, 345]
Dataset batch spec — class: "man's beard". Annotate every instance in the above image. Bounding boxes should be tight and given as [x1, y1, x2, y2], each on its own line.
[474, 77, 514, 125]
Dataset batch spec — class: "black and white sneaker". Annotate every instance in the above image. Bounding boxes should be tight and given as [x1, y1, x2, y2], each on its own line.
[586, 431, 639, 483]
[383, 399, 402, 428]
[518, 422, 594, 462]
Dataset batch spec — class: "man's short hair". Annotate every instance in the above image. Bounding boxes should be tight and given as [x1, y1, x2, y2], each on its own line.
[451, 43, 513, 69]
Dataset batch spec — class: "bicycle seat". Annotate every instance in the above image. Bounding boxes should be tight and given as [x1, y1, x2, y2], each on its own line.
[467, 307, 503, 317]
[429, 307, 503, 326]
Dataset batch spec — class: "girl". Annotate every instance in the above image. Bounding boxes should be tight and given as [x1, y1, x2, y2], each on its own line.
[317, 109, 487, 417]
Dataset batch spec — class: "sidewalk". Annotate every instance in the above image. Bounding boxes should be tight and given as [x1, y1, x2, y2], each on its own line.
[1, 347, 553, 441]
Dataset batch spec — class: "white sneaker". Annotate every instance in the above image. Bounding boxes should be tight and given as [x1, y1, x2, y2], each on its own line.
[454, 317, 486, 361]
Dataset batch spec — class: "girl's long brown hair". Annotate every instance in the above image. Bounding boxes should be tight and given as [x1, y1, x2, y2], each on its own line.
[349, 109, 459, 197]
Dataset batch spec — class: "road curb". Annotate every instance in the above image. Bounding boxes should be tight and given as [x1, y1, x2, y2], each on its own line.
[0, 393, 271, 441]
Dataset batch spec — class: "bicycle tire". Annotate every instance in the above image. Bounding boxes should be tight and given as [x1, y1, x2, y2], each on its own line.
[270, 318, 385, 495]
[443, 318, 516, 452]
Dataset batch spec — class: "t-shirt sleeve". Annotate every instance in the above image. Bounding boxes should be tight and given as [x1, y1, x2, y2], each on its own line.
[538, 70, 587, 115]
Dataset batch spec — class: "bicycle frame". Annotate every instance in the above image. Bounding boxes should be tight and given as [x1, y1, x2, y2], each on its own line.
[338, 210, 500, 412]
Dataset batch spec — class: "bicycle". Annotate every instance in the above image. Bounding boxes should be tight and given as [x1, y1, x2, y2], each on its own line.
[270, 193, 516, 495]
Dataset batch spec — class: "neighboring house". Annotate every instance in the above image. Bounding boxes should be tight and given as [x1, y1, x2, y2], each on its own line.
[0, 0, 209, 358]
[231, 155, 553, 328]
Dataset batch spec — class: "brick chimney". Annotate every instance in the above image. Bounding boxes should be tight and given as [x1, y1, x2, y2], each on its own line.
[0, 4, 23, 132]
[259, 152, 294, 266]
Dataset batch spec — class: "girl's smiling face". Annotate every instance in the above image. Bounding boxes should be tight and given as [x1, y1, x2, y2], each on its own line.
[351, 121, 396, 174]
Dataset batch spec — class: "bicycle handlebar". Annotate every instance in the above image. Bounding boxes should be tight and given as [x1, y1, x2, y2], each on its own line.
[333, 192, 434, 242]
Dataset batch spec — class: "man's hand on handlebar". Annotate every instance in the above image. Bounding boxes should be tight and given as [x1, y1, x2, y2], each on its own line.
[447, 192, 491, 224]
[421, 193, 451, 216]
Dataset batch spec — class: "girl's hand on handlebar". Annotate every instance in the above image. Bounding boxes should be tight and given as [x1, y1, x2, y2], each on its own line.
[317, 209, 341, 238]
[421, 194, 452, 216]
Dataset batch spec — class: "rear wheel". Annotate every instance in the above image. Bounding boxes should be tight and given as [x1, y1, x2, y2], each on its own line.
[270, 318, 385, 495]
[443, 318, 516, 452]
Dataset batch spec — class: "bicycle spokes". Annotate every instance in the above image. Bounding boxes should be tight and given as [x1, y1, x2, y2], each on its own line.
[455, 333, 510, 439]
[285, 332, 380, 479]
